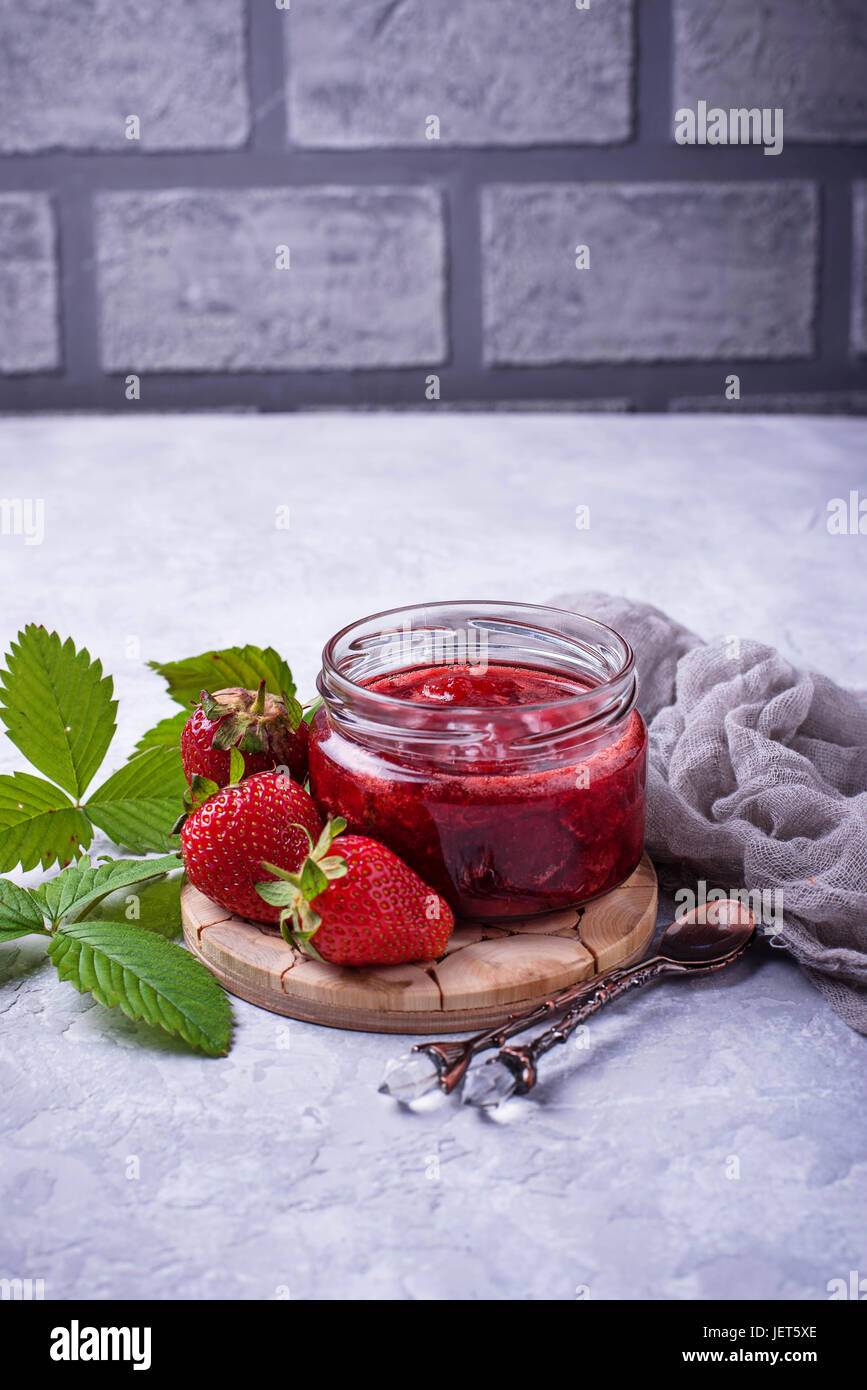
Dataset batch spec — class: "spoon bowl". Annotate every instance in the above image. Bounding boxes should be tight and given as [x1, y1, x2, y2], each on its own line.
[660, 900, 755, 966]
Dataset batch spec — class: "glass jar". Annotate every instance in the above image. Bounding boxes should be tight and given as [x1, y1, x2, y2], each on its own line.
[308, 601, 646, 921]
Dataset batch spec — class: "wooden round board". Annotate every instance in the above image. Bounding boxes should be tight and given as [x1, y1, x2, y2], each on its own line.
[180, 853, 658, 1034]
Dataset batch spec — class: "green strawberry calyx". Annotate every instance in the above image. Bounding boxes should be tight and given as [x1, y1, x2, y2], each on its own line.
[255, 817, 348, 960]
[203, 680, 304, 755]
[173, 750, 247, 834]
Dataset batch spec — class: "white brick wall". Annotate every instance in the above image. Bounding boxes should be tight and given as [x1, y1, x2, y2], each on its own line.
[95, 189, 447, 371]
[0, 0, 249, 152]
[0, 195, 60, 372]
[482, 183, 818, 364]
[0, 0, 864, 410]
[286, 0, 634, 147]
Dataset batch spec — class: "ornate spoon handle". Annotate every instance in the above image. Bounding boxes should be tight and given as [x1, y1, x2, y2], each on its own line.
[457, 910, 756, 1107]
[497, 957, 678, 1093]
[416, 962, 638, 1092]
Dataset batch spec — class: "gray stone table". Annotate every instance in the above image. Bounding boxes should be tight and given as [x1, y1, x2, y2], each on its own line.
[0, 413, 864, 1301]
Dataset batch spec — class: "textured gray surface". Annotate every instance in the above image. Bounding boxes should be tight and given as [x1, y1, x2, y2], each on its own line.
[0, 195, 60, 372]
[0, 0, 249, 151]
[482, 183, 818, 364]
[95, 189, 447, 370]
[0, 413, 865, 1302]
[287, 0, 634, 146]
[674, 0, 867, 143]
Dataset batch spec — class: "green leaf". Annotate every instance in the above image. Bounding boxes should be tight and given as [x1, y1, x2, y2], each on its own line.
[0, 878, 48, 939]
[260, 860, 301, 886]
[0, 772, 92, 872]
[228, 747, 245, 784]
[129, 709, 188, 758]
[85, 748, 187, 854]
[0, 625, 117, 798]
[283, 691, 304, 730]
[149, 646, 296, 709]
[279, 905, 324, 959]
[200, 691, 225, 719]
[255, 879, 296, 907]
[314, 817, 345, 855]
[48, 922, 232, 1056]
[317, 856, 349, 878]
[185, 774, 219, 810]
[237, 726, 264, 755]
[300, 858, 329, 900]
[303, 697, 323, 726]
[83, 870, 184, 940]
[211, 716, 243, 751]
[0, 928, 41, 947]
[35, 853, 181, 928]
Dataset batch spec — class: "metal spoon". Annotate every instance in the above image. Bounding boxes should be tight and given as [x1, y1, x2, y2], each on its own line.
[380, 899, 756, 1102]
[461, 898, 756, 1108]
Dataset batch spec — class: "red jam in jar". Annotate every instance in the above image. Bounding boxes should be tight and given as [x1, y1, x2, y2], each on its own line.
[309, 602, 647, 921]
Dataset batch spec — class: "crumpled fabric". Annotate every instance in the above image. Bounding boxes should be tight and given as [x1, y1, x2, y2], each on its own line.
[550, 591, 867, 1033]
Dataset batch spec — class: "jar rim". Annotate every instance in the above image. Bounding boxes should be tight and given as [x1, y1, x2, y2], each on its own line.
[320, 599, 636, 719]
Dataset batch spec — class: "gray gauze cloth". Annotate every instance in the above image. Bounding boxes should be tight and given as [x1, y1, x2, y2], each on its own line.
[550, 591, 867, 1033]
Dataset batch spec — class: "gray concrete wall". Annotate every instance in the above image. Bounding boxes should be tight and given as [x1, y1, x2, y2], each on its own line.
[0, 0, 866, 412]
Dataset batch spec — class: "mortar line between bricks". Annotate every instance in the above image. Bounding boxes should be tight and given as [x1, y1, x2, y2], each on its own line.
[447, 174, 482, 373]
[817, 181, 854, 366]
[1, 150, 866, 188]
[636, 0, 673, 148]
[2, 362, 866, 417]
[636, 0, 680, 410]
[247, 0, 290, 153]
[53, 189, 100, 386]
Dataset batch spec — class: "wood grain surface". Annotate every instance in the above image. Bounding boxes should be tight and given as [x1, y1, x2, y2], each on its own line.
[181, 853, 658, 1034]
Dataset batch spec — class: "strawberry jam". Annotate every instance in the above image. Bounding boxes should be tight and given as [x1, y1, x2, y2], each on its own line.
[367, 665, 584, 708]
[309, 638, 647, 921]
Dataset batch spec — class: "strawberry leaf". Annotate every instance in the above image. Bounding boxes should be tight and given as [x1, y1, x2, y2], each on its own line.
[237, 726, 264, 754]
[279, 904, 324, 959]
[317, 856, 348, 877]
[85, 748, 187, 854]
[83, 870, 184, 940]
[260, 860, 301, 886]
[200, 691, 224, 719]
[34, 853, 181, 929]
[314, 818, 346, 856]
[0, 928, 41, 946]
[48, 922, 233, 1056]
[302, 697, 322, 726]
[0, 772, 92, 872]
[255, 879, 296, 907]
[282, 692, 304, 730]
[0, 878, 49, 939]
[300, 858, 329, 900]
[149, 646, 296, 709]
[128, 709, 188, 758]
[211, 716, 243, 751]
[297, 899, 322, 935]
[0, 626, 117, 798]
[185, 774, 219, 811]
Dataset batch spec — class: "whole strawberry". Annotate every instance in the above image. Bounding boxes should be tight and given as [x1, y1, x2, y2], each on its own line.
[255, 825, 454, 966]
[180, 681, 308, 788]
[180, 770, 323, 922]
